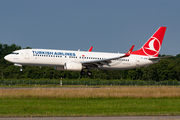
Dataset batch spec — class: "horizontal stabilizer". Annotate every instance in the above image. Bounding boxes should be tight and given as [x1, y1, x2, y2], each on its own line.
[149, 55, 174, 60]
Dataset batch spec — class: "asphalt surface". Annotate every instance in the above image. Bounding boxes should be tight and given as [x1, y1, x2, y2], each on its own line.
[0, 116, 180, 120]
[1, 86, 180, 89]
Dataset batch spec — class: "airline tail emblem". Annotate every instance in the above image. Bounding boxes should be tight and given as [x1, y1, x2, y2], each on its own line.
[132, 27, 166, 57]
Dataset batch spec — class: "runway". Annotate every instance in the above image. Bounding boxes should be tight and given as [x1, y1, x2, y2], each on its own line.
[0, 116, 180, 120]
[0, 86, 180, 89]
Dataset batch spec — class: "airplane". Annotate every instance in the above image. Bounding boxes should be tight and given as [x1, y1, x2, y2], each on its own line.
[4, 26, 168, 76]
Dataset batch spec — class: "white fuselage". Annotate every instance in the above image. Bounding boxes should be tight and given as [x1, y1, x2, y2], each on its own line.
[4, 49, 158, 71]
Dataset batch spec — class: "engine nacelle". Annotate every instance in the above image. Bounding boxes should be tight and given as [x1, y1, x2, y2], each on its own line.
[64, 62, 82, 71]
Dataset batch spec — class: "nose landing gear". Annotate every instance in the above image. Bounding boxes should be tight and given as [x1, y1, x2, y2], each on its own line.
[20, 67, 23, 71]
[14, 64, 23, 71]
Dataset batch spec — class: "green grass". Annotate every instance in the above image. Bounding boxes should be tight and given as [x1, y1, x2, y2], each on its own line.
[0, 98, 180, 116]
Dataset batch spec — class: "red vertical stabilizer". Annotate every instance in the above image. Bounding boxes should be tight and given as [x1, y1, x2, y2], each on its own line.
[131, 27, 166, 57]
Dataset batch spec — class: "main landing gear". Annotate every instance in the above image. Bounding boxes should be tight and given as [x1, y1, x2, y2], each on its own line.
[87, 71, 92, 76]
[80, 70, 92, 76]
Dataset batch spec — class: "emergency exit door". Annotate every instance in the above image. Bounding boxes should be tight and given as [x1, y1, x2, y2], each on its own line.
[25, 50, 30, 59]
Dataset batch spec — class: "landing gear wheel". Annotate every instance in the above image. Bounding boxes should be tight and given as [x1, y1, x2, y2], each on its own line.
[80, 71, 86, 76]
[87, 71, 92, 76]
[20, 66, 23, 71]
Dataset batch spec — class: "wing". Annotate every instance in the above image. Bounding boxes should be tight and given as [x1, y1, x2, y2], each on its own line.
[82, 45, 135, 68]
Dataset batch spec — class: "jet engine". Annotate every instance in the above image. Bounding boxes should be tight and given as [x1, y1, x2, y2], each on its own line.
[64, 62, 82, 71]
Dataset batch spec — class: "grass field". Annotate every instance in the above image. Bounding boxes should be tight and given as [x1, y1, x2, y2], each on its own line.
[0, 87, 180, 116]
[1, 98, 180, 117]
[1, 87, 180, 98]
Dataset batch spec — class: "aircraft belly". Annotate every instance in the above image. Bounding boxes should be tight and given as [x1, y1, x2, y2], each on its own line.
[100, 61, 137, 70]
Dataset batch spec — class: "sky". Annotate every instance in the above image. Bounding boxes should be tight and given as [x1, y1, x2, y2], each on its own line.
[0, 0, 180, 55]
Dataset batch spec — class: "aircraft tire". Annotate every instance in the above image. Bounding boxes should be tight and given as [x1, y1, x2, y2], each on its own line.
[87, 71, 92, 76]
[80, 71, 86, 76]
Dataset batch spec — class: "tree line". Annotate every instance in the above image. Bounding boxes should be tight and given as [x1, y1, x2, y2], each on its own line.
[0, 43, 179, 81]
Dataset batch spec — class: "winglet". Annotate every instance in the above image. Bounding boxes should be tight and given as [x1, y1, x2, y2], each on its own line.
[123, 45, 135, 57]
[88, 46, 93, 52]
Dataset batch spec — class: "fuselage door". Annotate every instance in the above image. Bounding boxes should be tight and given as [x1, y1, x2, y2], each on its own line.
[136, 56, 140, 66]
[25, 50, 30, 59]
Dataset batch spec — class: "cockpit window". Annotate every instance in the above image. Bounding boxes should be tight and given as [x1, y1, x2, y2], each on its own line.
[11, 52, 19, 55]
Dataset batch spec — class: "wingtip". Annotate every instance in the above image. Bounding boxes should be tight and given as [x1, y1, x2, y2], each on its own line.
[88, 46, 93, 52]
[124, 45, 135, 57]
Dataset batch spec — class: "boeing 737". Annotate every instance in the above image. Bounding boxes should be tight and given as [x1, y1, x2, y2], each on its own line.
[4, 27, 167, 76]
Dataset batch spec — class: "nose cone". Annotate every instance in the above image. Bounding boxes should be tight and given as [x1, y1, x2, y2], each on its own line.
[4, 55, 11, 62]
[4, 55, 7, 60]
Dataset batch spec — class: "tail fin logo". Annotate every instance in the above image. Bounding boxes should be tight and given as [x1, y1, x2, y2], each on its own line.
[142, 37, 160, 56]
